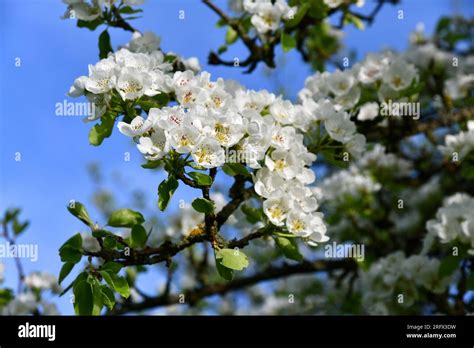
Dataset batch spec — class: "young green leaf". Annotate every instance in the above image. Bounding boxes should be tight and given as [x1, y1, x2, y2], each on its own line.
[101, 285, 116, 310]
[215, 258, 235, 281]
[89, 113, 115, 146]
[240, 204, 263, 224]
[158, 176, 179, 211]
[131, 225, 147, 248]
[215, 248, 249, 271]
[73, 280, 93, 315]
[101, 261, 123, 274]
[438, 255, 460, 277]
[222, 163, 250, 177]
[58, 262, 75, 285]
[281, 31, 296, 52]
[98, 29, 113, 59]
[67, 202, 93, 227]
[275, 237, 303, 261]
[225, 26, 238, 45]
[99, 270, 130, 299]
[192, 198, 215, 214]
[187, 172, 213, 186]
[107, 208, 145, 228]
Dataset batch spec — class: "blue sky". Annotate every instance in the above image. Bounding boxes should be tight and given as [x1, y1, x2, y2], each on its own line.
[0, 0, 473, 314]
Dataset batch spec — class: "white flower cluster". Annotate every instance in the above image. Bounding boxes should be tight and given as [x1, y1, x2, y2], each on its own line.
[68, 33, 328, 243]
[320, 168, 381, 204]
[439, 121, 474, 160]
[62, 0, 144, 21]
[242, 0, 297, 34]
[356, 144, 412, 177]
[298, 52, 419, 155]
[68, 32, 199, 121]
[360, 251, 451, 314]
[406, 26, 474, 101]
[1, 272, 60, 315]
[426, 192, 474, 254]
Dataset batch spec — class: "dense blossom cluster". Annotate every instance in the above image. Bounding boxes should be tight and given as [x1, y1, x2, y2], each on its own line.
[407, 25, 474, 101]
[426, 193, 474, 255]
[359, 252, 451, 314]
[298, 51, 420, 156]
[241, 0, 297, 34]
[62, 0, 144, 21]
[439, 121, 474, 160]
[68, 34, 329, 244]
[1, 272, 60, 315]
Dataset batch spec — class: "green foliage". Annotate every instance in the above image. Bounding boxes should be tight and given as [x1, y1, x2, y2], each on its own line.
[192, 198, 215, 214]
[131, 225, 147, 248]
[240, 204, 264, 224]
[275, 237, 303, 261]
[215, 248, 249, 271]
[59, 233, 83, 264]
[438, 255, 460, 277]
[222, 163, 250, 177]
[67, 201, 93, 227]
[98, 29, 113, 59]
[157, 175, 179, 211]
[89, 113, 116, 146]
[281, 31, 296, 52]
[99, 270, 130, 299]
[187, 171, 213, 186]
[73, 280, 93, 315]
[107, 208, 145, 228]
[58, 262, 75, 285]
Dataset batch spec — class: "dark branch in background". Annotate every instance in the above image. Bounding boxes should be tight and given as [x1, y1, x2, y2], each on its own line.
[109, 258, 357, 314]
[203, 0, 399, 72]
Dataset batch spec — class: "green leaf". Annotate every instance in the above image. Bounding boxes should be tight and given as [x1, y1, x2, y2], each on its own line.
[77, 18, 103, 31]
[101, 285, 116, 310]
[285, 2, 310, 28]
[141, 160, 162, 169]
[90, 278, 103, 316]
[467, 272, 474, 291]
[187, 172, 212, 186]
[344, 13, 365, 30]
[92, 229, 114, 238]
[131, 225, 147, 248]
[157, 176, 179, 211]
[103, 236, 117, 249]
[59, 262, 75, 285]
[119, 6, 143, 14]
[60, 233, 83, 250]
[0, 289, 13, 307]
[98, 29, 113, 59]
[216, 258, 234, 280]
[59, 246, 83, 264]
[99, 270, 130, 299]
[281, 31, 296, 52]
[102, 261, 123, 274]
[438, 255, 460, 278]
[192, 198, 215, 214]
[12, 220, 29, 236]
[67, 201, 93, 227]
[225, 26, 238, 45]
[240, 204, 263, 224]
[89, 114, 115, 146]
[275, 237, 303, 261]
[222, 163, 250, 177]
[215, 248, 249, 271]
[108, 208, 145, 228]
[73, 280, 93, 315]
